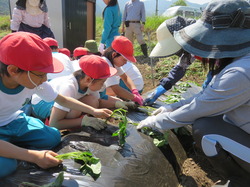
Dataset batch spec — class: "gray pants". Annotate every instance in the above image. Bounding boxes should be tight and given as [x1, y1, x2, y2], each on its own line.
[193, 115, 250, 187]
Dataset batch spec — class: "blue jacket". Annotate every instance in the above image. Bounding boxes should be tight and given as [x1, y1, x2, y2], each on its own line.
[101, 4, 122, 47]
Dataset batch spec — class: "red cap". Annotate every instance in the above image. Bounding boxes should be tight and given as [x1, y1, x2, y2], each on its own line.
[43, 37, 58, 47]
[79, 55, 117, 79]
[59, 48, 71, 57]
[73, 47, 89, 57]
[111, 36, 136, 62]
[0, 32, 64, 73]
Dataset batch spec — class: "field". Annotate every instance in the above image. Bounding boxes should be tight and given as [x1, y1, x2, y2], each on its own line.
[0, 15, 222, 187]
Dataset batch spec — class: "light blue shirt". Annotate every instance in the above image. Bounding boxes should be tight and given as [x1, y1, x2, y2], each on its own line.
[123, 0, 146, 22]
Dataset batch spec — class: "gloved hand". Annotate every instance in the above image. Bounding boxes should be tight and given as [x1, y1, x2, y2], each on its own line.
[115, 101, 137, 110]
[98, 43, 105, 55]
[132, 89, 143, 105]
[137, 116, 157, 130]
[143, 85, 166, 105]
[81, 115, 107, 130]
[177, 52, 195, 69]
[152, 105, 173, 115]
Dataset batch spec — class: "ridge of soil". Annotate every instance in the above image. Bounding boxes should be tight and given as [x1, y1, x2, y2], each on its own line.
[135, 56, 226, 187]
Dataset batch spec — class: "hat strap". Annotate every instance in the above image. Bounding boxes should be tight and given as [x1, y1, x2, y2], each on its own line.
[202, 8, 250, 29]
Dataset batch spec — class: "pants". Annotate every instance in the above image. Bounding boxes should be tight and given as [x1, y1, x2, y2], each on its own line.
[0, 113, 61, 178]
[125, 23, 145, 45]
[193, 115, 250, 187]
[32, 100, 54, 120]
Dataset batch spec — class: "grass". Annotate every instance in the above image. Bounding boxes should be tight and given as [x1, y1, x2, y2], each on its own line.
[0, 15, 206, 85]
[0, 15, 11, 39]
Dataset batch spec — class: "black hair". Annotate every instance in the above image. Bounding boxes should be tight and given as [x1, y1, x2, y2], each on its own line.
[0, 61, 25, 77]
[74, 69, 86, 81]
[103, 47, 121, 67]
[201, 58, 235, 76]
[102, 0, 118, 18]
[50, 46, 58, 50]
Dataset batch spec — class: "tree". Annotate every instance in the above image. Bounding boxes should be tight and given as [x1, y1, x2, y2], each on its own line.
[171, 0, 187, 7]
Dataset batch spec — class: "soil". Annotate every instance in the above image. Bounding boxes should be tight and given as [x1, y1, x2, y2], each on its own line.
[135, 56, 227, 187]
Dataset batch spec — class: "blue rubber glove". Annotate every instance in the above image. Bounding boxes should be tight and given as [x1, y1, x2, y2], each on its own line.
[143, 85, 167, 105]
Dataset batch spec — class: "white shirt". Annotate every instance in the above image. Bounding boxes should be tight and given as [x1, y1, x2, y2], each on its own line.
[32, 75, 100, 112]
[47, 52, 74, 80]
[0, 81, 57, 126]
[120, 61, 144, 91]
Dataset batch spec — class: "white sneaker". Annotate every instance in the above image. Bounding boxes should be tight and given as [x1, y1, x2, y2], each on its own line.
[212, 180, 230, 187]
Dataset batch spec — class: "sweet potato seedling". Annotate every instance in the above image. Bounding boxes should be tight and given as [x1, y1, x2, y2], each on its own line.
[55, 151, 101, 180]
[110, 108, 128, 147]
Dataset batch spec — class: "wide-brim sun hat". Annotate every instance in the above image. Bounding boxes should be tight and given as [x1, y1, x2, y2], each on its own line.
[112, 36, 137, 63]
[79, 55, 117, 79]
[0, 32, 63, 73]
[150, 16, 196, 58]
[174, 0, 250, 58]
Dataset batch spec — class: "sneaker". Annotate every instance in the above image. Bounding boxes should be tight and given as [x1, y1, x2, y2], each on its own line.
[212, 180, 230, 187]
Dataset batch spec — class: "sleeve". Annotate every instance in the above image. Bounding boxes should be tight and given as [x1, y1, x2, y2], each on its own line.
[123, 4, 127, 22]
[105, 75, 120, 87]
[10, 8, 23, 31]
[101, 7, 113, 44]
[43, 12, 50, 28]
[140, 2, 146, 22]
[152, 69, 250, 131]
[159, 65, 186, 90]
[53, 83, 76, 112]
[35, 82, 58, 102]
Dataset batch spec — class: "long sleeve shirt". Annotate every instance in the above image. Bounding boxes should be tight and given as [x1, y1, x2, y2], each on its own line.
[153, 54, 250, 134]
[123, 0, 146, 22]
[11, 8, 50, 31]
[101, 4, 121, 46]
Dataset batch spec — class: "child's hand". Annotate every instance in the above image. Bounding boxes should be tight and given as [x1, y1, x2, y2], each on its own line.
[33, 150, 62, 169]
[92, 108, 112, 119]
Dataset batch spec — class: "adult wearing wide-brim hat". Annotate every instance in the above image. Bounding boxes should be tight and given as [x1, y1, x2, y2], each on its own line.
[11, 0, 54, 39]
[138, 1, 250, 186]
[144, 16, 198, 106]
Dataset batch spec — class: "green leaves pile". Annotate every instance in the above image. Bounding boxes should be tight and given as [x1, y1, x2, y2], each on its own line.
[55, 151, 101, 180]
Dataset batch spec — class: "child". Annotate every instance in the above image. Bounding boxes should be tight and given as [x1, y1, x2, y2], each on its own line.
[11, 0, 54, 38]
[43, 37, 74, 80]
[102, 36, 144, 105]
[84, 40, 102, 56]
[58, 48, 71, 58]
[71, 47, 90, 71]
[0, 32, 112, 178]
[32, 55, 132, 130]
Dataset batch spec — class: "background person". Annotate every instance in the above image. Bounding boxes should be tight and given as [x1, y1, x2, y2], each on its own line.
[85, 40, 102, 56]
[58, 48, 71, 58]
[138, 0, 250, 186]
[43, 37, 74, 80]
[10, 0, 54, 38]
[122, 0, 148, 57]
[98, 0, 122, 54]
